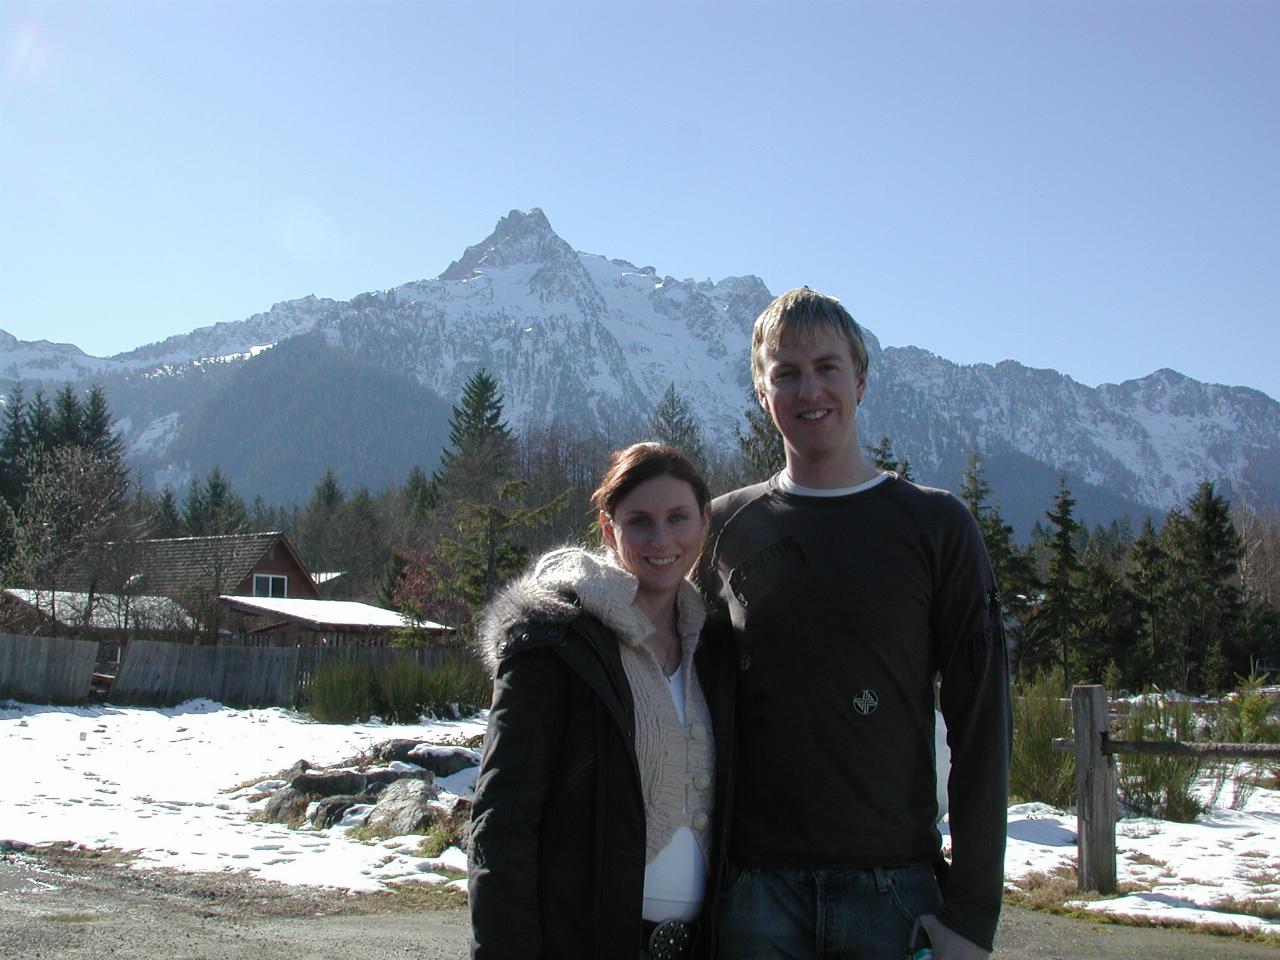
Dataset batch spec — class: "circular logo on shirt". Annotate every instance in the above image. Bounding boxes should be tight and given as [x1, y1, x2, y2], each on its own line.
[852, 689, 879, 715]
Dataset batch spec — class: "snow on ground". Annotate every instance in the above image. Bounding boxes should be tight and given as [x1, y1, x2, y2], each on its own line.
[0, 699, 484, 892]
[2, 699, 1278, 935]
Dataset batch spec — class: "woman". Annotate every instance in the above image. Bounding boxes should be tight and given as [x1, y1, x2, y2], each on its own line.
[468, 442, 732, 960]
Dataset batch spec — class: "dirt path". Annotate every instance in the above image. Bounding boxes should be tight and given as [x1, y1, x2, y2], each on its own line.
[1, 849, 1274, 959]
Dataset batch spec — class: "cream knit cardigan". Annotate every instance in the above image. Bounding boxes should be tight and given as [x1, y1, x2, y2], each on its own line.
[532, 547, 716, 867]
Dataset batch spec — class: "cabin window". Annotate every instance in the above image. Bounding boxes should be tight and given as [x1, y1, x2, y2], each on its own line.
[253, 574, 287, 598]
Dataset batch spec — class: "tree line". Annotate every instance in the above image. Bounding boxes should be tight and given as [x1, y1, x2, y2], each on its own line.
[1, 373, 1276, 693]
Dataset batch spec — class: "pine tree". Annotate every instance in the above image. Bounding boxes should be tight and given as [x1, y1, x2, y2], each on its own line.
[404, 465, 435, 523]
[1027, 477, 1082, 688]
[432, 369, 517, 498]
[181, 477, 204, 536]
[437, 479, 567, 616]
[184, 468, 248, 536]
[26, 389, 53, 453]
[51, 385, 84, 448]
[1162, 481, 1246, 691]
[1074, 536, 1141, 686]
[650, 383, 705, 471]
[81, 386, 125, 465]
[422, 372, 567, 634]
[866, 435, 915, 481]
[736, 388, 784, 482]
[0, 384, 27, 510]
[1128, 517, 1175, 687]
[449, 369, 513, 448]
[154, 487, 183, 538]
[0, 496, 25, 587]
[294, 468, 346, 570]
[203, 468, 248, 536]
[959, 448, 1036, 653]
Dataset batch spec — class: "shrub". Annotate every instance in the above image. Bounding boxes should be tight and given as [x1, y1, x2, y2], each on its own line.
[376, 663, 426, 724]
[1117, 695, 1204, 822]
[417, 660, 492, 718]
[308, 661, 377, 723]
[308, 656, 492, 724]
[1010, 669, 1075, 807]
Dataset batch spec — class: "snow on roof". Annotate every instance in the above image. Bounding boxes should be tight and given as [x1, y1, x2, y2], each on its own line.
[3, 588, 196, 630]
[309, 571, 346, 584]
[217, 595, 451, 632]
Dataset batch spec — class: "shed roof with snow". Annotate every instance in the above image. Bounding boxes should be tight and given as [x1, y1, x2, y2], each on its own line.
[217, 595, 451, 634]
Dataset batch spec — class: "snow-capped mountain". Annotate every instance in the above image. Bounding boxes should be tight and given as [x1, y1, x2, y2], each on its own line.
[0, 329, 118, 383]
[2, 208, 1277, 531]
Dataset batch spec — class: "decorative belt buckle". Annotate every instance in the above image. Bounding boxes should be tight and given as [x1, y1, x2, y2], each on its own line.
[647, 919, 694, 959]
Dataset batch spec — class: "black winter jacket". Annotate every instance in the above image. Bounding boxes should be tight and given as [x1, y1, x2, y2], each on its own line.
[468, 573, 735, 959]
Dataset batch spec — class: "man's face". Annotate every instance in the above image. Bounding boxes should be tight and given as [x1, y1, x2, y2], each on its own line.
[757, 329, 867, 470]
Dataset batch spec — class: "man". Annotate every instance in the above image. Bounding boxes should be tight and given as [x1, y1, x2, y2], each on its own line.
[700, 288, 1011, 959]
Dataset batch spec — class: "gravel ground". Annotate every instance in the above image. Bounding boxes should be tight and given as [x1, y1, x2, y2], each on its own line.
[1, 847, 1275, 959]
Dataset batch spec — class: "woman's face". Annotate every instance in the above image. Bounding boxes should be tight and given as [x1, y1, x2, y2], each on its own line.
[601, 474, 710, 603]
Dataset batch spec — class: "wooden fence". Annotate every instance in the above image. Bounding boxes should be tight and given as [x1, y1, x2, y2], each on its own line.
[1, 634, 479, 709]
[111, 639, 477, 708]
[1053, 684, 1280, 893]
[0, 633, 98, 703]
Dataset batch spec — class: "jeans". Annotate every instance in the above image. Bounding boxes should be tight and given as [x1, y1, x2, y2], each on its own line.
[718, 864, 943, 960]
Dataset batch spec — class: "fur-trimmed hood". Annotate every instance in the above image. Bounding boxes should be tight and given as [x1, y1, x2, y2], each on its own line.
[475, 546, 705, 673]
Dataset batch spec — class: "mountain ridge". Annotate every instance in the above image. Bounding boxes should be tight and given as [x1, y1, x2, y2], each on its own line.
[3, 209, 1277, 535]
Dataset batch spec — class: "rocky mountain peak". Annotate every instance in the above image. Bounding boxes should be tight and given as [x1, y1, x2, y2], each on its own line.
[437, 207, 575, 282]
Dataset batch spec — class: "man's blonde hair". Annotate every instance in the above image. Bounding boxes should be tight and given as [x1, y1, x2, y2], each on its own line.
[750, 287, 869, 390]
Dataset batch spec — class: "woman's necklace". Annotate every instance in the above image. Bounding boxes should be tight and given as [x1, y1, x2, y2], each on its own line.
[651, 605, 682, 677]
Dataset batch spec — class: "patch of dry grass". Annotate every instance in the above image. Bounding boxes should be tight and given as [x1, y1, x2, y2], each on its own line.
[373, 871, 468, 910]
[38, 912, 100, 923]
[1004, 864, 1280, 947]
[1124, 850, 1168, 868]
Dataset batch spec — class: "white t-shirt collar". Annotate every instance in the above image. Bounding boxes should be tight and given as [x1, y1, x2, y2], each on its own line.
[777, 469, 893, 498]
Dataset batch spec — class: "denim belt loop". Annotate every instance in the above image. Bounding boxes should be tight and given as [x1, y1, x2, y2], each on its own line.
[872, 865, 891, 893]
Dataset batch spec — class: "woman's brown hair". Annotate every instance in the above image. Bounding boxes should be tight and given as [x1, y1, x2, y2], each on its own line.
[591, 442, 711, 519]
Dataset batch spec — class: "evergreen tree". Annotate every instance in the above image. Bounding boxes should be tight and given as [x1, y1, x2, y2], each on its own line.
[378, 550, 411, 608]
[51, 385, 85, 448]
[183, 468, 248, 536]
[1074, 536, 1141, 686]
[404, 465, 435, 524]
[1162, 481, 1246, 691]
[866, 435, 915, 481]
[437, 479, 566, 616]
[81, 386, 125, 465]
[0, 384, 26, 510]
[736, 388, 785, 482]
[421, 372, 567, 634]
[340, 485, 385, 589]
[202, 468, 249, 536]
[154, 487, 183, 538]
[448, 369, 513, 448]
[294, 468, 345, 569]
[26, 389, 53, 453]
[248, 496, 291, 535]
[432, 369, 517, 498]
[1129, 516, 1176, 688]
[959, 447, 1036, 655]
[0, 497, 24, 587]
[650, 383, 705, 471]
[1027, 477, 1082, 688]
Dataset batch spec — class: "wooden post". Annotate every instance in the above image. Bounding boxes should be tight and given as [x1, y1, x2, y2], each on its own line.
[1073, 684, 1116, 893]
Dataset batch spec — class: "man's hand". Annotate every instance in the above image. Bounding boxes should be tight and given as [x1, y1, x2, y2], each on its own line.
[918, 914, 989, 960]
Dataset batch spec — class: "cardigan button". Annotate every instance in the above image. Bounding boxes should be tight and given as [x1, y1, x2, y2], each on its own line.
[690, 723, 707, 741]
[739, 652, 751, 671]
[692, 812, 709, 831]
[694, 773, 710, 790]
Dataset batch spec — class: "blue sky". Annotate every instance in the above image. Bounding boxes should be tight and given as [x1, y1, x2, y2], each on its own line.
[2, 1, 1277, 400]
